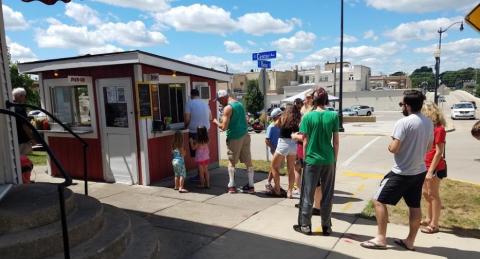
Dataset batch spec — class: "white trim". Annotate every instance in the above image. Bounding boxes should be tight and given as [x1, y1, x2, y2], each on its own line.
[139, 53, 231, 82]
[17, 51, 231, 82]
[43, 77, 98, 139]
[135, 64, 150, 186]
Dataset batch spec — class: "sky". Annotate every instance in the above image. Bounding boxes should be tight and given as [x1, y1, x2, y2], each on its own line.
[2, 0, 480, 75]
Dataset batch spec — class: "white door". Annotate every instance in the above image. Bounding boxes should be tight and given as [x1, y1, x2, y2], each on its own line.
[97, 78, 138, 184]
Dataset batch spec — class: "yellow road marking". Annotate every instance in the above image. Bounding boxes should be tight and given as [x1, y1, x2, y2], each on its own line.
[341, 202, 353, 212]
[356, 183, 366, 193]
[343, 170, 384, 179]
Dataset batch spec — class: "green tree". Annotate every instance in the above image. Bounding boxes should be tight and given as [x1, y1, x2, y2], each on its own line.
[243, 79, 264, 115]
[390, 71, 406, 76]
[10, 64, 39, 106]
[409, 66, 435, 90]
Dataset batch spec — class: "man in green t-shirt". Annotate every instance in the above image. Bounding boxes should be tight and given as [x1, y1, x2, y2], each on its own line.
[213, 90, 255, 194]
[292, 87, 339, 236]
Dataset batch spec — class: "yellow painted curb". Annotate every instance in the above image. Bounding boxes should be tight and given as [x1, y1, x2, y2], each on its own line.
[343, 170, 384, 179]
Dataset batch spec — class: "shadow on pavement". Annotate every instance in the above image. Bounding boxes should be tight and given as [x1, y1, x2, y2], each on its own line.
[125, 209, 357, 259]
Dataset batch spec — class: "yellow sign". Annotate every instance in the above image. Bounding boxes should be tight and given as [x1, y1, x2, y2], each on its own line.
[465, 3, 480, 32]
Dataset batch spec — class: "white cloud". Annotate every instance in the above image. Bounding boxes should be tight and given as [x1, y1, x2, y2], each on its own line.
[97, 21, 168, 47]
[65, 2, 101, 26]
[363, 30, 379, 41]
[272, 31, 316, 52]
[79, 45, 124, 55]
[180, 54, 254, 73]
[306, 42, 402, 62]
[365, 0, 477, 13]
[6, 37, 36, 62]
[154, 4, 299, 36]
[94, 0, 171, 12]
[36, 19, 167, 52]
[385, 16, 464, 42]
[237, 12, 296, 36]
[224, 41, 245, 54]
[155, 4, 237, 35]
[247, 40, 256, 46]
[2, 5, 28, 31]
[339, 34, 358, 43]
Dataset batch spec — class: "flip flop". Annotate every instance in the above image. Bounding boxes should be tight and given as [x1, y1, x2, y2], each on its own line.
[421, 225, 439, 234]
[394, 239, 415, 251]
[178, 189, 189, 193]
[360, 240, 387, 250]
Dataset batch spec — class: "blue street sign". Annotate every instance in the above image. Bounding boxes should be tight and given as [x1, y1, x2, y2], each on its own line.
[252, 50, 276, 60]
[258, 60, 271, 68]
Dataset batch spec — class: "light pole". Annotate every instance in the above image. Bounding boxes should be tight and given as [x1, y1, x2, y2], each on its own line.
[434, 21, 463, 104]
[338, 0, 344, 132]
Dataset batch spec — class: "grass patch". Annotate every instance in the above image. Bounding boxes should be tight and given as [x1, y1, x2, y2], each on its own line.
[360, 179, 480, 238]
[220, 159, 288, 175]
[28, 151, 47, 165]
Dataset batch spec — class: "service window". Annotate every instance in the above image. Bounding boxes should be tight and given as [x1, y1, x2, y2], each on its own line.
[50, 85, 91, 126]
[155, 83, 186, 125]
[193, 82, 210, 99]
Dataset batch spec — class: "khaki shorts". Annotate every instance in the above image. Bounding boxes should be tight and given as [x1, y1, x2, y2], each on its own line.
[226, 134, 252, 165]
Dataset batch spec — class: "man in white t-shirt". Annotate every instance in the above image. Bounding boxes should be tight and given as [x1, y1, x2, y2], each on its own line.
[184, 88, 212, 179]
[361, 90, 433, 251]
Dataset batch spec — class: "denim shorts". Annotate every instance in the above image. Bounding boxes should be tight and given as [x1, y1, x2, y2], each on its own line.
[275, 138, 297, 156]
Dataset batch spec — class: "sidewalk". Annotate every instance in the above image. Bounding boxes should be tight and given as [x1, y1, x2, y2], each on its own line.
[32, 166, 479, 259]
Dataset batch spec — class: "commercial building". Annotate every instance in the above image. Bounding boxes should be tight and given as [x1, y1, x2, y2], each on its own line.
[369, 75, 411, 89]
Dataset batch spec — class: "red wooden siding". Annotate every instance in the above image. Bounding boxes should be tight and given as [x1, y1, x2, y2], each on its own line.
[48, 137, 103, 181]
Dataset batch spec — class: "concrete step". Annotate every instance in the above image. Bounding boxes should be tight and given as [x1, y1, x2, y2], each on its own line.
[0, 194, 104, 259]
[47, 204, 132, 259]
[120, 214, 160, 259]
[0, 183, 76, 234]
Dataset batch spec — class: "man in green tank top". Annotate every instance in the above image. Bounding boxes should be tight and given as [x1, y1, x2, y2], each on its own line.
[213, 90, 255, 194]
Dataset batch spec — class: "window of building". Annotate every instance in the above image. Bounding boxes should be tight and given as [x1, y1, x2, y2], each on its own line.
[50, 85, 91, 126]
[304, 76, 310, 83]
[310, 76, 315, 83]
[193, 82, 210, 99]
[155, 83, 186, 125]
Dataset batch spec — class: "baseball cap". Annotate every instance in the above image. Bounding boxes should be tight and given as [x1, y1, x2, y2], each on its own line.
[270, 108, 283, 118]
[216, 89, 228, 100]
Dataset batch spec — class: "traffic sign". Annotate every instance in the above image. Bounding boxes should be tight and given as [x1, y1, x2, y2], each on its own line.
[252, 51, 276, 60]
[466, 3, 480, 32]
[258, 60, 271, 68]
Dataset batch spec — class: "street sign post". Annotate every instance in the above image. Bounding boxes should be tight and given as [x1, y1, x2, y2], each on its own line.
[257, 60, 271, 68]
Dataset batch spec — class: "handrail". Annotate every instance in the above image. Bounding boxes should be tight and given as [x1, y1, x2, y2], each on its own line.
[6, 101, 89, 196]
[0, 108, 71, 259]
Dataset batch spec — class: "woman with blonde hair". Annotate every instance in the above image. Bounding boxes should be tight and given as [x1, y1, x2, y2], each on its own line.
[421, 102, 447, 234]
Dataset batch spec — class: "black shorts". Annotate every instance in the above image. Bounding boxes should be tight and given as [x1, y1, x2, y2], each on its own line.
[434, 169, 447, 179]
[188, 132, 197, 157]
[374, 171, 426, 208]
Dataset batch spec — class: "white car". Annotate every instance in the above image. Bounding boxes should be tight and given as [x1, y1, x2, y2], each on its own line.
[351, 105, 374, 116]
[342, 108, 357, 116]
[451, 102, 476, 120]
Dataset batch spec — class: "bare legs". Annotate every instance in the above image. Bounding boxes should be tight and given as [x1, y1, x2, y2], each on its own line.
[198, 165, 210, 188]
[271, 153, 285, 194]
[422, 178, 441, 228]
[286, 154, 296, 198]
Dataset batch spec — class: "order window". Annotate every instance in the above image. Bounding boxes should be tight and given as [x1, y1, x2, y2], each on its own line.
[155, 83, 185, 125]
[50, 85, 91, 126]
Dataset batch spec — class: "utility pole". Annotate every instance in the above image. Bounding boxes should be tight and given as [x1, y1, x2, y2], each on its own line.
[333, 57, 337, 109]
[338, 0, 345, 132]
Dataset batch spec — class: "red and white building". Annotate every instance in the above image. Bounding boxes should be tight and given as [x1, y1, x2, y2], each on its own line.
[17, 51, 230, 185]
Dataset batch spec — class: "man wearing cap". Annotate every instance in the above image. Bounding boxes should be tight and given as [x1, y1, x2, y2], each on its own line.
[213, 90, 255, 194]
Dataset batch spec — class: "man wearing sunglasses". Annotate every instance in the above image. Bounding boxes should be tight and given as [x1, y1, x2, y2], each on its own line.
[361, 90, 433, 251]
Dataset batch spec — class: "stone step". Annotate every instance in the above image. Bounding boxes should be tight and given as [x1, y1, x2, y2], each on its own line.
[0, 183, 76, 234]
[47, 204, 132, 259]
[0, 194, 104, 259]
[120, 214, 160, 259]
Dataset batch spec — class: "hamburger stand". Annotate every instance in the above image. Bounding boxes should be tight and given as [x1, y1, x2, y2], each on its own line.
[17, 50, 230, 185]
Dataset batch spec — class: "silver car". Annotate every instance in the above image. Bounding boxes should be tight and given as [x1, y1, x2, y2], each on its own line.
[342, 108, 357, 116]
[451, 102, 476, 120]
[351, 105, 374, 116]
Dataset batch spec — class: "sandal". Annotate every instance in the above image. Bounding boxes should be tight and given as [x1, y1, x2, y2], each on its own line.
[394, 239, 415, 251]
[421, 225, 439, 234]
[178, 188, 189, 193]
[265, 188, 287, 198]
[360, 240, 387, 250]
[420, 219, 431, 226]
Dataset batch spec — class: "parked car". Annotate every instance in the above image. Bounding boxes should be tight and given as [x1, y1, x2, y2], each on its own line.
[342, 108, 357, 116]
[451, 102, 476, 120]
[351, 105, 374, 116]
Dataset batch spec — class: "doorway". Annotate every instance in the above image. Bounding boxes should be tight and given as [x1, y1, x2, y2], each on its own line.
[97, 78, 138, 184]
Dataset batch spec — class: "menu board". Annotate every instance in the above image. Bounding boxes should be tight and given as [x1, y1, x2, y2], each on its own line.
[136, 83, 152, 118]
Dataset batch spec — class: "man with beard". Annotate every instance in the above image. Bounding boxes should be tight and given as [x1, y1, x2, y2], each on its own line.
[361, 90, 433, 251]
